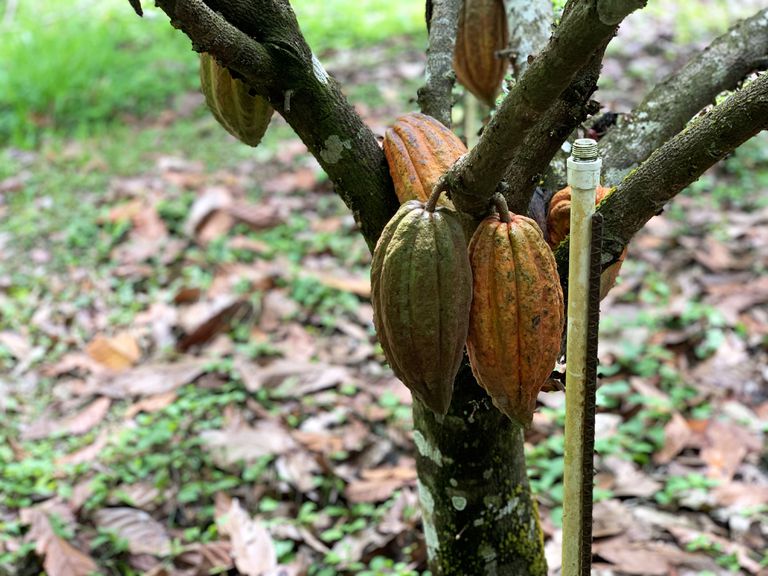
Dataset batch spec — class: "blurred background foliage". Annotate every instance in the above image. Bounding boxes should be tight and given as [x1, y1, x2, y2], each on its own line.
[0, 0, 760, 148]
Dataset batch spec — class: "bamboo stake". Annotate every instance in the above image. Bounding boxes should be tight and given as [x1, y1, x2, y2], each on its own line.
[561, 138, 601, 576]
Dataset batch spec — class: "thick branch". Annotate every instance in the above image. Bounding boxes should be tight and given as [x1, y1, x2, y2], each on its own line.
[444, 0, 645, 218]
[418, 0, 462, 126]
[504, 44, 606, 214]
[556, 72, 768, 280]
[144, 0, 398, 250]
[600, 8, 768, 185]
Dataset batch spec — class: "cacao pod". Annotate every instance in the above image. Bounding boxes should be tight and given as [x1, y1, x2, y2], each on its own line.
[383, 113, 467, 206]
[546, 185, 626, 299]
[199, 53, 274, 147]
[371, 198, 473, 415]
[453, 0, 509, 106]
[467, 201, 564, 425]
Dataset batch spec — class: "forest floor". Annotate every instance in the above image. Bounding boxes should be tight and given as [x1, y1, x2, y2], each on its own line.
[1, 6, 767, 576]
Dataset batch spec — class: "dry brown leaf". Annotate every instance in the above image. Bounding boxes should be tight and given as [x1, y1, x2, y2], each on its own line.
[700, 420, 759, 481]
[177, 541, 233, 574]
[177, 298, 252, 352]
[228, 201, 284, 230]
[600, 456, 661, 498]
[86, 333, 141, 371]
[44, 535, 100, 576]
[185, 186, 233, 241]
[262, 167, 318, 195]
[345, 465, 417, 503]
[653, 411, 692, 465]
[217, 498, 277, 576]
[311, 272, 371, 298]
[0, 330, 32, 358]
[61, 397, 112, 436]
[56, 429, 109, 469]
[592, 536, 715, 575]
[712, 482, 768, 508]
[94, 507, 171, 556]
[275, 451, 321, 493]
[201, 421, 298, 466]
[124, 392, 178, 419]
[19, 507, 97, 576]
[240, 359, 351, 397]
[100, 358, 207, 398]
[667, 525, 763, 574]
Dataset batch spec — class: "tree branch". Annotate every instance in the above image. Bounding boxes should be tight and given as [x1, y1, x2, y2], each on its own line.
[141, 0, 398, 250]
[555, 72, 768, 280]
[418, 0, 462, 126]
[443, 0, 646, 218]
[504, 44, 605, 214]
[600, 7, 768, 185]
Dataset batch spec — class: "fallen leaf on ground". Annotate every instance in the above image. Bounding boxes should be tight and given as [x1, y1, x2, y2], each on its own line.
[240, 359, 351, 397]
[94, 507, 171, 556]
[99, 358, 207, 398]
[56, 429, 110, 469]
[123, 392, 178, 419]
[592, 536, 716, 575]
[177, 298, 252, 352]
[217, 498, 277, 576]
[201, 420, 298, 467]
[700, 420, 759, 481]
[86, 332, 141, 371]
[311, 272, 371, 298]
[345, 465, 417, 503]
[653, 411, 692, 464]
[667, 525, 763, 574]
[20, 507, 97, 576]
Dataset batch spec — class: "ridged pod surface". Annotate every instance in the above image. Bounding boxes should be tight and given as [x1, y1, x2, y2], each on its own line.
[199, 53, 274, 147]
[383, 113, 467, 206]
[547, 186, 626, 299]
[467, 212, 564, 425]
[453, 0, 509, 106]
[371, 200, 473, 414]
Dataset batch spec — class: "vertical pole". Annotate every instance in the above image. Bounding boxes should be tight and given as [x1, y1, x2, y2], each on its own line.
[561, 138, 601, 576]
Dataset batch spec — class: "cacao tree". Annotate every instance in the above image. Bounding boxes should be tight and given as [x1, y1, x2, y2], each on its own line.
[128, 0, 768, 573]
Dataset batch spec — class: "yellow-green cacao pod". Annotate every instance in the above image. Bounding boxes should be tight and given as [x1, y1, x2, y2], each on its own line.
[467, 211, 564, 425]
[371, 200, 473, 414]
[199, 53, 273, 147]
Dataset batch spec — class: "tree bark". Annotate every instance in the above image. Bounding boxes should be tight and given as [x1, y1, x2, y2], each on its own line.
[413, 364, 546, 576]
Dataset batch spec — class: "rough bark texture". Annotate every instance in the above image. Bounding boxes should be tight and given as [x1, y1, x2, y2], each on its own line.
[419, 0, 463, 126]
[413, 364, 546, 576]
[503, 0, 551, 77]
[599, 7, 768, 184]
[444, 0, 645, 218]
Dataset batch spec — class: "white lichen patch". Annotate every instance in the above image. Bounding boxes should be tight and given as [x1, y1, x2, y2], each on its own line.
[483, 468, 493, 480]
[413, 430, 444, 467]
[479, 544, 498, 576]
[495, 496, 520, 520]
[311, 53, 329, 85]
[418, 480, 440, 558]
[449, 478, 458, 487]
[451, 496, 467, 511]
[319, 135, 351, 164]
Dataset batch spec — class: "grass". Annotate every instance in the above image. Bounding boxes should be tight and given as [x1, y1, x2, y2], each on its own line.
[0, 0, 425, 147]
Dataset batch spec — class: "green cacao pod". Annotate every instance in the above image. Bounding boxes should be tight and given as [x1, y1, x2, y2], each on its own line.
[371, 199, 473, 414]
[383, 113, 467, 206]
[199, 53, 273, 147]
[467, 201, 564, 425]
[453, 0, 509, 106]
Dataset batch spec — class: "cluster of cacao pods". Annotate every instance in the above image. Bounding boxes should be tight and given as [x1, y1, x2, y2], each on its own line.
[374, 113, 565, 425]
[199, 53, 274, 147]
[453, 0, 509, 106]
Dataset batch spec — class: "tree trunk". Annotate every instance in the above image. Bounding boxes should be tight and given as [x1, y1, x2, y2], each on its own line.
[413, 363, 547, 575]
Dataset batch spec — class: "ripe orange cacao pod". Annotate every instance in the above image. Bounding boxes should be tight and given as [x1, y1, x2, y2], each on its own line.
[383, 113, 467, 206]
[453, 0, 509, 106]
[467, 202, 564, 425]
[199, 53, 274, 147]
[546, 186, 626, 299]
[371, 198, 473, 415]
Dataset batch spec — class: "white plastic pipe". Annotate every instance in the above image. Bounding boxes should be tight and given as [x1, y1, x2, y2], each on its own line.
[561, 138, 601, 576]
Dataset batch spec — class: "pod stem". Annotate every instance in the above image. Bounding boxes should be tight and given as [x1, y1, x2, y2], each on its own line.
[492, 193, 511, 223]
[426, 180, 448, 212]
